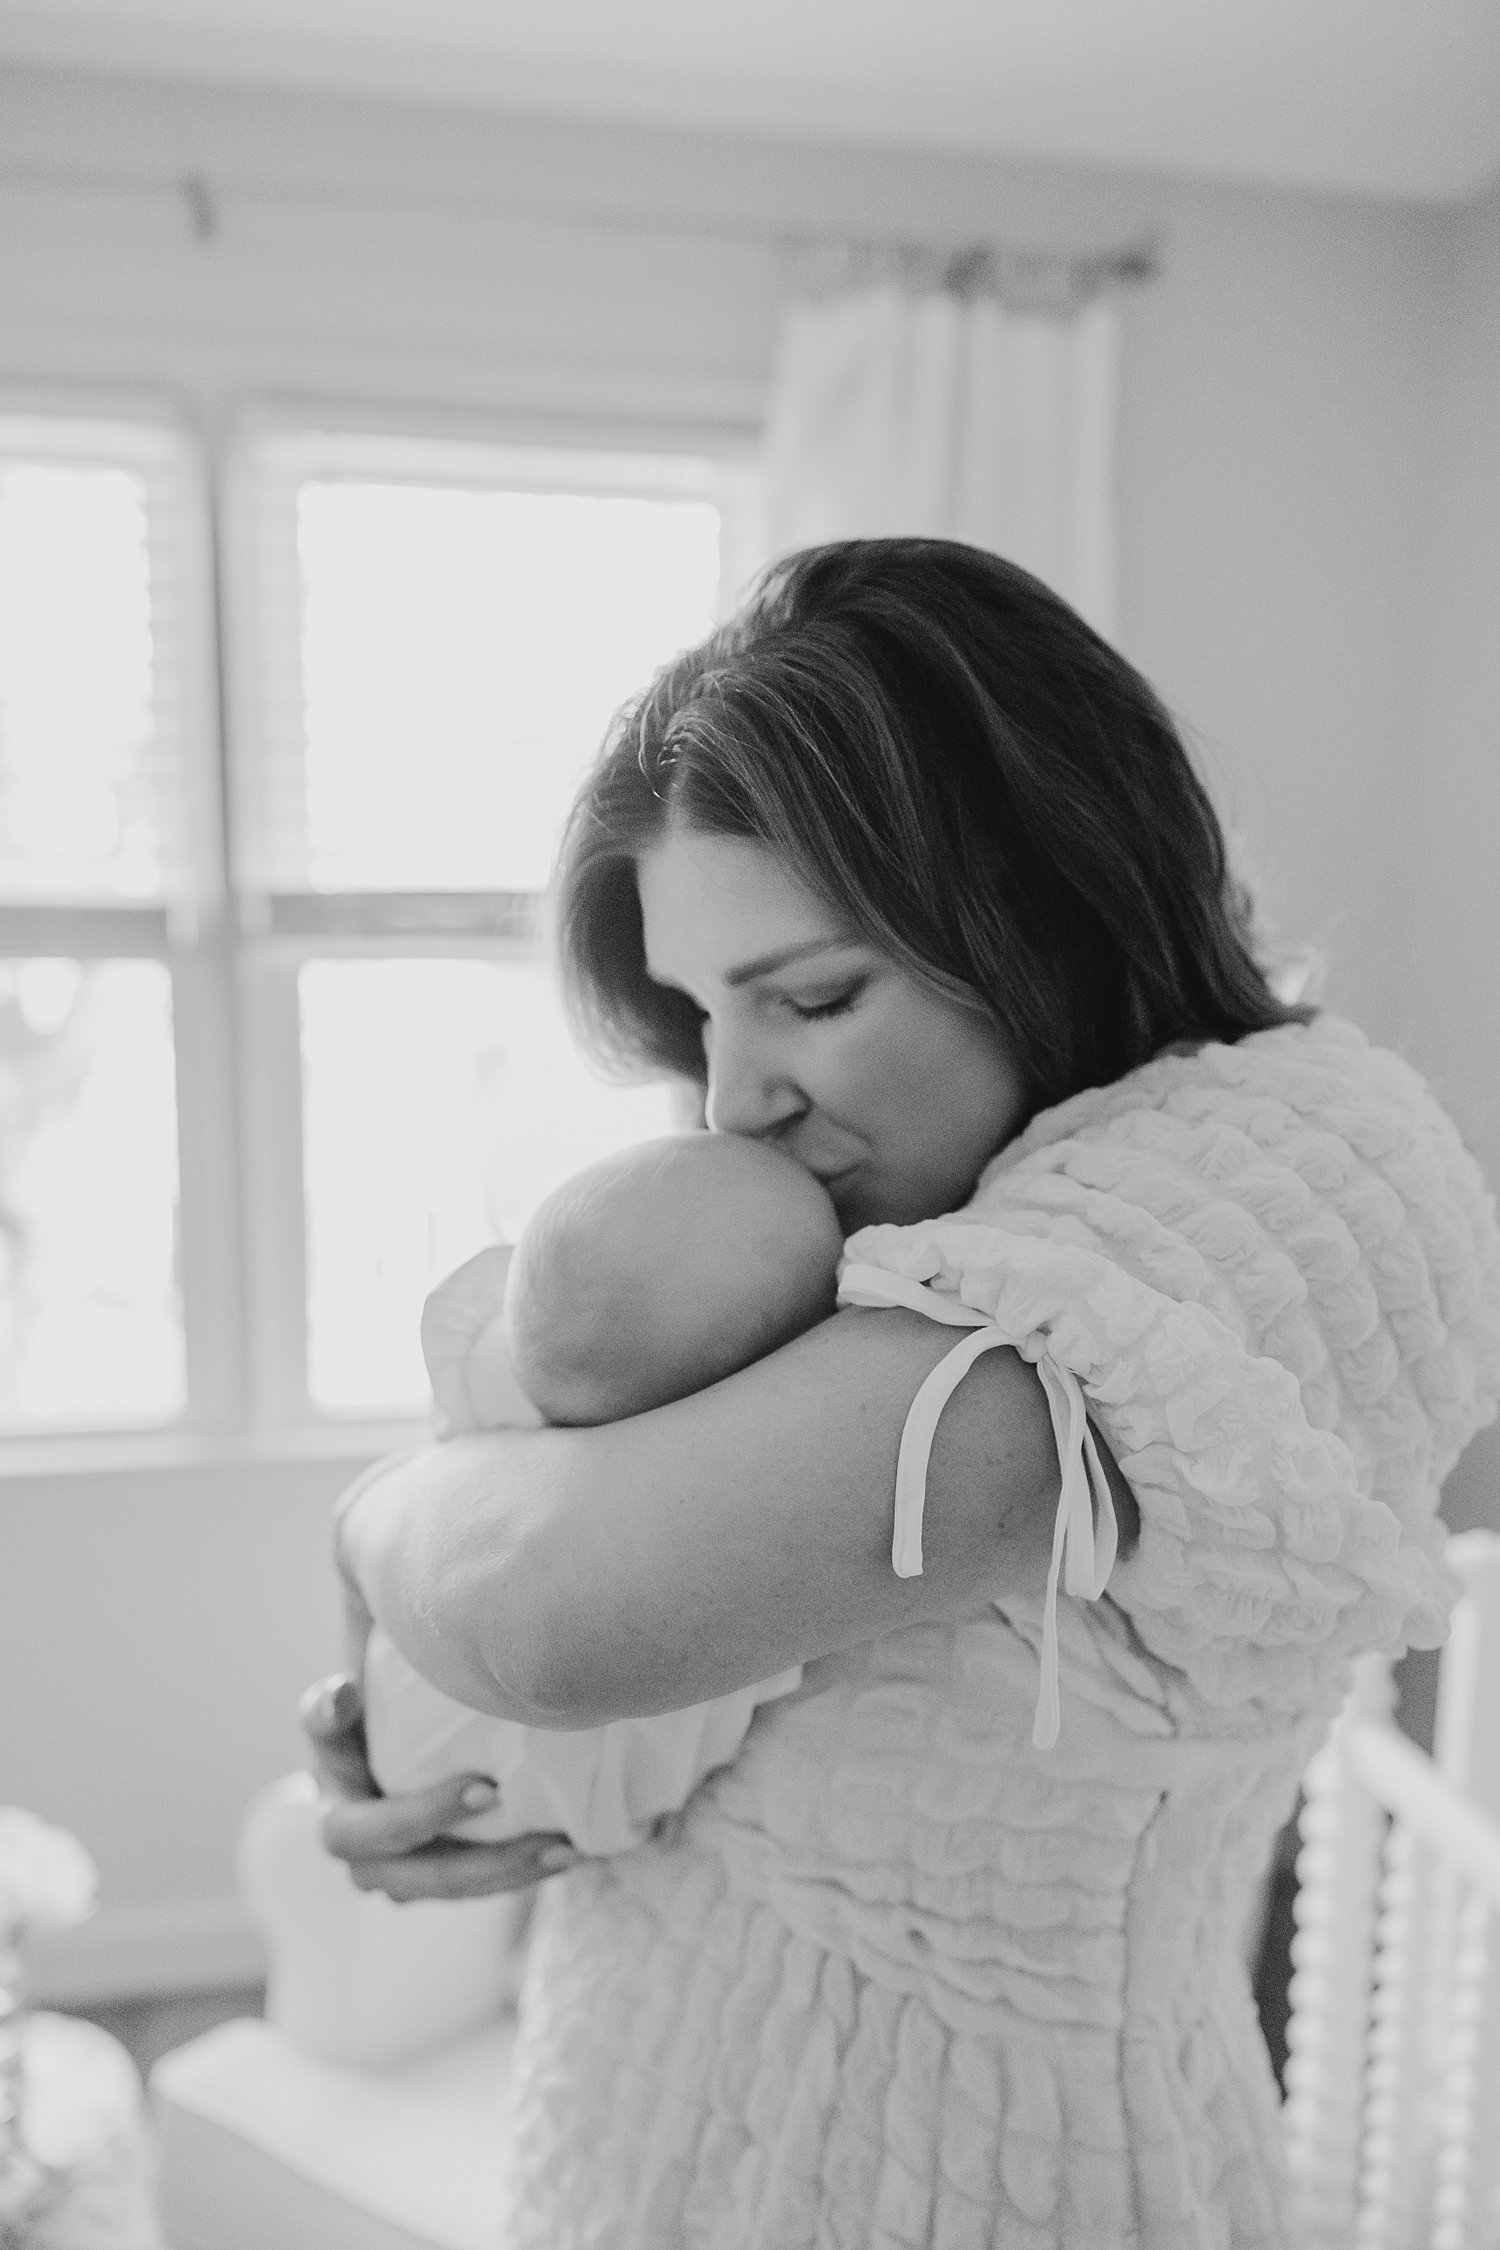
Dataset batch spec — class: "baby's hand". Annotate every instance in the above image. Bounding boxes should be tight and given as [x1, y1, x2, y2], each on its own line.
[419, 1245, 545, 1438]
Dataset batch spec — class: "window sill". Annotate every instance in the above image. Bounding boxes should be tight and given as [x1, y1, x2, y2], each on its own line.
[0, 1417, 431, 1490]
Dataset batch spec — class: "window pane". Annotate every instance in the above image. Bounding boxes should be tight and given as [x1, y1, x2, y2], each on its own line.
[286, 476, 720, 893]
[300, 959, 677, 1414]
[0, 958, 184, 1429]
[0, 433, 194, 905]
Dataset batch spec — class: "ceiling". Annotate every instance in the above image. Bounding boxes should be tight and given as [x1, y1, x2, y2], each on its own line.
[0, 0, 1496, 204]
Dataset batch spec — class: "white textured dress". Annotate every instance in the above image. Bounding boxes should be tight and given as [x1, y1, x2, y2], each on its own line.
[488, 1015, 1500, 2249]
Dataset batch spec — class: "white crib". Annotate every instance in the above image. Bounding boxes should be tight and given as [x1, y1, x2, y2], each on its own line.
[1284, 1530, 1500, 2250]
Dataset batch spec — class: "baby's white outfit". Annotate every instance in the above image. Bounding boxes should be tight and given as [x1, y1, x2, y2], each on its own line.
[361, 1244, 803, 1854]
[364, 1629, 804, 1854]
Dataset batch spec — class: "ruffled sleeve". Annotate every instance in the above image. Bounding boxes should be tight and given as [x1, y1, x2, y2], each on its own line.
[838, 1059, 1484, 1731]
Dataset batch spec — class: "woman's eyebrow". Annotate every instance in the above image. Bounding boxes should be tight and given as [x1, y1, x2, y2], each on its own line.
[723, 939, 856, 988]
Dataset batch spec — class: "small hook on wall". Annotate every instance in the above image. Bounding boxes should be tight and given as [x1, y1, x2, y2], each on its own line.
[180, 172, 218, 246]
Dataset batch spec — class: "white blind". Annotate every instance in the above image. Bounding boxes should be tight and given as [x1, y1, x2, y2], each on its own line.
[0, 414, 207, 913]
[228, 427, 749, 911]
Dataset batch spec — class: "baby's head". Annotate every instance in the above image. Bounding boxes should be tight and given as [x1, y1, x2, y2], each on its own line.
[503, 1134, 844, 1425]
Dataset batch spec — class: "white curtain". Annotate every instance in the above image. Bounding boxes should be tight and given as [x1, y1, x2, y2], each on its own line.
[760, 260, 1121, 640]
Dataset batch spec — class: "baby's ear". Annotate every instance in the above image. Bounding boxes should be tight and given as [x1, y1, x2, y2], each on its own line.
[420, 1245, 533, 1435]
[465, 1318, 546, 1430]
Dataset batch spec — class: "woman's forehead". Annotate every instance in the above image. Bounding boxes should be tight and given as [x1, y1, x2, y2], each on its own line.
[636, 832, 858, 986]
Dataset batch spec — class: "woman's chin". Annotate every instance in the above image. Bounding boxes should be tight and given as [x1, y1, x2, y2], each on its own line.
[836, 1169, 982, 1233]
[826, 1174, 871, 1234]
[832, 1175, 906, 1234]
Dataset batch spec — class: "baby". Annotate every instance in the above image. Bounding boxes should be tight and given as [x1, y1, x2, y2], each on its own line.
[361, 1132, 845, 1855]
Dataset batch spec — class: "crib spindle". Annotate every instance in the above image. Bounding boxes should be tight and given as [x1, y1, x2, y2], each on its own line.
[1284, 1654, 1395, 2244]
[1356, 1819, 1438, 2250]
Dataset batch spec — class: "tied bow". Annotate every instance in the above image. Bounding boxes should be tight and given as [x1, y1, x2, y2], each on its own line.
[838, 1263, 1119, 1751]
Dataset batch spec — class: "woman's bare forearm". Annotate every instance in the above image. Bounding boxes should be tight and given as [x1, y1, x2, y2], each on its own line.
[349, 1309, 1072, 1727]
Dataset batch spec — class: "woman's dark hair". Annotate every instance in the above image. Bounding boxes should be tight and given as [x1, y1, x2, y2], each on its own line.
[555, 537, 1315, 1118]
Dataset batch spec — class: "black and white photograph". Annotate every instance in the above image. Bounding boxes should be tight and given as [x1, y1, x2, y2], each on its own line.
[0, 4, 1498, 2244]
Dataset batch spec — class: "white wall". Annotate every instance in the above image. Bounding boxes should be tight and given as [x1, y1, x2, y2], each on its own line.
[0, 62, 1494, 1989]
[1116, 193, 1447, 1036]
[7, 1446, 351, 1998]
[1399, 174, 1500, 1537]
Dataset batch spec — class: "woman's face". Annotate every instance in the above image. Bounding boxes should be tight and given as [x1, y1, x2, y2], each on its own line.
[636, 828, 1031, 1231]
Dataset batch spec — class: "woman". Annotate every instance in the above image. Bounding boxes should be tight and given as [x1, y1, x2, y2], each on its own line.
[306, 540, 1500, 2246]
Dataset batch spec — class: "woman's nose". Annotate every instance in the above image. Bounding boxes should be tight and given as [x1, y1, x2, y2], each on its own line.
[703, 1021, 804, 1139]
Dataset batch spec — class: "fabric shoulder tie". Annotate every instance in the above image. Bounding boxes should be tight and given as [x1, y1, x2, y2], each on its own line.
[839, 1261, 1119, 1751]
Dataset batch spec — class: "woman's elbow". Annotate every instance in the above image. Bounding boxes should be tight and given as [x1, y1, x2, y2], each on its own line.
[506, 1570, 632, 1728]
[498, 1533, 687, 1727]
[419, 1520, 618, 1729]
[473, 1431, 674, 1726]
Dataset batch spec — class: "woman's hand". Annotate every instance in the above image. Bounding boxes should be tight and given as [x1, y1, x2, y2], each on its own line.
[298, 1672, 580, 1902]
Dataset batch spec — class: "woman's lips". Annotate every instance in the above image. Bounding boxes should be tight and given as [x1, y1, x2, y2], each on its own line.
[774, 1141, 863, 1198]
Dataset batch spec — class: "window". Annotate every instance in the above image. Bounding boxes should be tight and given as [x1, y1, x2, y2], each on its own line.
[0, 409, 758, 1440]
[0, 415, 215, 1434]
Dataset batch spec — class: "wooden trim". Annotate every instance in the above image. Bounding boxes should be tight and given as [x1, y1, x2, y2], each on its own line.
[27, 1896, 265, 2008]
[0, 903, 171, 955]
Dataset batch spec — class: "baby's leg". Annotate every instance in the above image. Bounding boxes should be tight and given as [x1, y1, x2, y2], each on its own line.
[362, 1625, 534, 1843]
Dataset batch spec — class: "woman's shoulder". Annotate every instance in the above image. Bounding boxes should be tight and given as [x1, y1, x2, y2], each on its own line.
[975, 1011, 1483, 1199]
[963, 1011, 1500, 1382]
[853, 1003, 1500, 1513]
[840, 1010, 1498, 1724]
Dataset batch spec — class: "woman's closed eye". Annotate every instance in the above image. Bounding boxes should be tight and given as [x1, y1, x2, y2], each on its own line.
[781, 981, 865, 1022]
[659, 974, 866, 1031]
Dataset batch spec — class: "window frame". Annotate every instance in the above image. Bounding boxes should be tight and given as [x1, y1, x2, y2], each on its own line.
[0, 397, 247, 1452]
[0, 390, 760, 1467]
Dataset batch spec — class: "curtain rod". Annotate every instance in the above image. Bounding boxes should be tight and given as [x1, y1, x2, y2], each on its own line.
[784, 233, 1158, 311]
[0, 155, 1160, 297]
